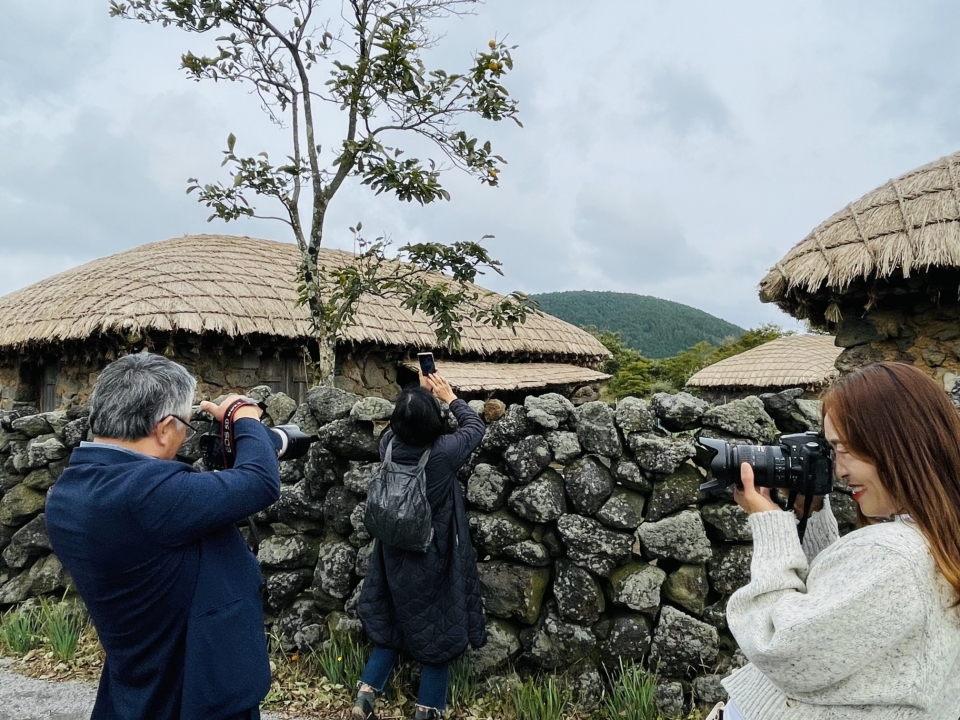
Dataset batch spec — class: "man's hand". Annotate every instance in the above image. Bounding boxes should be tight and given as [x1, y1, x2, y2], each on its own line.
[199, 395, 263, 423]
[734, 463, 781, 514]
[424, 372, 457, 405]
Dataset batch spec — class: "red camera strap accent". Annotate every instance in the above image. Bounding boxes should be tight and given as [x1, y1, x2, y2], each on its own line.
[220, 398, 265, 470]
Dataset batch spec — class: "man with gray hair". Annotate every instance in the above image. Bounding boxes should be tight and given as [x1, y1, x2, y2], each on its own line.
[46, 352, 282, 720]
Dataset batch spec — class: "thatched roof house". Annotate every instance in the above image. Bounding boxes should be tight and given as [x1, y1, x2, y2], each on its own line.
[686, 334, 841, 400]
[0, 235, 609, 410]
[759, 149, 960, 389]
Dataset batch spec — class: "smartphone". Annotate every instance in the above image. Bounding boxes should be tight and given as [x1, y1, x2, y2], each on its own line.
[417, 352, 437, 376]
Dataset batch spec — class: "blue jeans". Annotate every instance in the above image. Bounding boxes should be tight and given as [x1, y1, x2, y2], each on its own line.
[359, 645, 449, 711]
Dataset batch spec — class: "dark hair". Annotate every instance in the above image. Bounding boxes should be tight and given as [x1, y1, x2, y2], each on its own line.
[390, 387, 444, 446]
[822, 362, 960, 605]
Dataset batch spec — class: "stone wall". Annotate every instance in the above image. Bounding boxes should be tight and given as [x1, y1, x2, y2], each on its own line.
[833, 297, 960, 390]
[0, 387, 854, 718]
[334, 350, 402, 401]
[0, 363, 21, 410]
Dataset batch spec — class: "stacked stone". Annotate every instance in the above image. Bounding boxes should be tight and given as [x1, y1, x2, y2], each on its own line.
[0, 405, 89, 603]
[0, 385, 851, 719]
[832, 302, 960, 392]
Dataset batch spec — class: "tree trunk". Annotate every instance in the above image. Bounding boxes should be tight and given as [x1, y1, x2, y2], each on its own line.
[316, 332, 337, 388]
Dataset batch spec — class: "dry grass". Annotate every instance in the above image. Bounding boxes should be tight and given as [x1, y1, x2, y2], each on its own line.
[0, 234, 610, 363]
[686, 334, 840, 389]
[759, 149, 960, 318]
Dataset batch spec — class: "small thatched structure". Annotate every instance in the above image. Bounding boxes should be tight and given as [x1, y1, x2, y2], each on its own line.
[759, 149, 960, 389]
[398, 360, 610, 392]
[686, 334, 841, 401]
[0, 235, 609, 410]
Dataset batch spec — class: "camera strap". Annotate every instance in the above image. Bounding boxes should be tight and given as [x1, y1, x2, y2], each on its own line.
[788, 474, 817, 543]
[219, 397, 267, 556]
[219, 398, 267, 470]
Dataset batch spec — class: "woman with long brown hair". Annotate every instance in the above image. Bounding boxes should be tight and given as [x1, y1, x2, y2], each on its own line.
[715, 362, 960, 719]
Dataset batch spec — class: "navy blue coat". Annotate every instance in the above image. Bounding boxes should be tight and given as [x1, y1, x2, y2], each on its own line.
[46, 419, 281, 720]
[358, 399, 487, 665]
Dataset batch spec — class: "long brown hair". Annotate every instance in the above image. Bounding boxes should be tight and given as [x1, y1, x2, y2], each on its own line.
[822, 362, 960, 606]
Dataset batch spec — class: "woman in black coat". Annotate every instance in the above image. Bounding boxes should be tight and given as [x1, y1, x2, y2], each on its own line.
[354, 372, 486, 720]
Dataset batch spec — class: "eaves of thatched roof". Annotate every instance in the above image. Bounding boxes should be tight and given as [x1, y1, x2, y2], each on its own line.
[759, 149, 960, 320]
[0, 235, 610, 362]
[399, 360, 610, 392]
[686, 334, 841, 389]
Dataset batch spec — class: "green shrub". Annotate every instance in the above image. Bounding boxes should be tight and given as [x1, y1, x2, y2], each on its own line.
[603, 659, 658, 720]
[0, 606, 40, 654]
[647, 379, 677, 395]
[38, 599, 84, 662]
[509, 675, 570, 720]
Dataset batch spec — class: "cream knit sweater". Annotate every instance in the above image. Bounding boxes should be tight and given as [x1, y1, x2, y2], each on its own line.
[722, 499, 960, 719]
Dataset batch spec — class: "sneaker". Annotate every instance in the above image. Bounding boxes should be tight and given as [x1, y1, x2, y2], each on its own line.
[412, 707, 441, 720]
[351, 689, 377, 720]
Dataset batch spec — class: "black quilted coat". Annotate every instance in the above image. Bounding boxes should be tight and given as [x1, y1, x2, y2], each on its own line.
[358, 399, 487, 665]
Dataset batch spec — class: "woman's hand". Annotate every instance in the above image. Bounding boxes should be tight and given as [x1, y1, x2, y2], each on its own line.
[734, 463, 781, 514]
[424, 372, 457, 405]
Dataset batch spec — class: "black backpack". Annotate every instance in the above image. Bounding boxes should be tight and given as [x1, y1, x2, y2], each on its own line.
[364, 439, 434, 553]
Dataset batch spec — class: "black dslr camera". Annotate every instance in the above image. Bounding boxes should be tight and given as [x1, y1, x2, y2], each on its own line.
[200, 420, 316, 471]
[698, 431, 833, 497]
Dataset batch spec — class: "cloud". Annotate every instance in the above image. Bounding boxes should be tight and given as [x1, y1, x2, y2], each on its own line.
[870, 0, 960, 145]
[636, 65, 734, 138]
[0, 1, 110, 109]
[571, 185, 707, 286]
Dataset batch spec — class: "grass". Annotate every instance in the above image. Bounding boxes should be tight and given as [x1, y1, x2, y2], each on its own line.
[0, 606, 39, 654]
[603, 659, 659, 720]
[448, 658, 480, 712]
[316, 632, 368, 688]
[509, 675, 572, 720]
[38, 598, 84, 662]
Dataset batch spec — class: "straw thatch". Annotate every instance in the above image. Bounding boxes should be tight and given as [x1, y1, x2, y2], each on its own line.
[686, 334, 841, 389]
[398, 360, 610, 392]
[759, 149, 960, 319]
[0, 235, 609, 361]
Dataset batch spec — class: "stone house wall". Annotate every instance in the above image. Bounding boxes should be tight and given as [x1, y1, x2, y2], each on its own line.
[832, 295, 960, 390]
[1, 344, 599, 412]
[0, 363, 21, 409]
[0, 387, 852, 718]
[0, 339, 406, 412]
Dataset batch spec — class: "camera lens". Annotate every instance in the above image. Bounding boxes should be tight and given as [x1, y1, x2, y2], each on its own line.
[698, 437, 788, 489]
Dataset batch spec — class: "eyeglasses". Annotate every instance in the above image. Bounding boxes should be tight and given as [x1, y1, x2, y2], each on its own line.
[166, 415, 200, 441]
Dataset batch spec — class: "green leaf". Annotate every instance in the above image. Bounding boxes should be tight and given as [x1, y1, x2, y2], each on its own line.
[227, 133, 236, 152]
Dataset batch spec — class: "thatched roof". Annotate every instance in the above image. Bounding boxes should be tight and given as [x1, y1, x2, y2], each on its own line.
[399, 360, 610, 392]
[760, 149, 960, 319]
[686, 334, 841, 389]
[0, 235, 609, 361]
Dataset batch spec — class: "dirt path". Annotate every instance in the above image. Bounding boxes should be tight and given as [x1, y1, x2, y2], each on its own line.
[0, 660, 306, 720]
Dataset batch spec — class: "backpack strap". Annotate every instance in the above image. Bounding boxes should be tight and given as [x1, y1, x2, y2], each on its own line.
[416, 446, 432, 469]
[384, 438, 431, 467]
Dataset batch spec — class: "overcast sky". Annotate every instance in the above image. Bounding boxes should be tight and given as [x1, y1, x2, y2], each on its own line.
[4, 0, 960, 330]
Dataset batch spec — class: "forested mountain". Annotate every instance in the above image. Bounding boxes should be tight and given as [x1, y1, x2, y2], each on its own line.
[532, 290, 744, 358]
